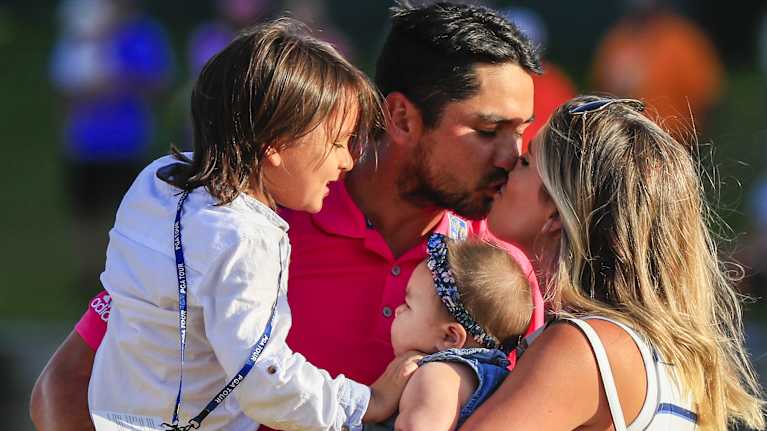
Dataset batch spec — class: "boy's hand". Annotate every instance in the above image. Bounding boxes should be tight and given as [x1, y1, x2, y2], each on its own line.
[363, 351, 424, 423]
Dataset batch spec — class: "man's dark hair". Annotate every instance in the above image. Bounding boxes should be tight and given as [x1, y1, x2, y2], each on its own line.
[375, 1, 543, 128]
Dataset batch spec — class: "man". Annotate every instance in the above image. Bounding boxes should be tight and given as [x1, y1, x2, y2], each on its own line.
[30, 3, 543, 429]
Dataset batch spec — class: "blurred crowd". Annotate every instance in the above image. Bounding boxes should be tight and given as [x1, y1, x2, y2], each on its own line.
[47, 0, 767, 298]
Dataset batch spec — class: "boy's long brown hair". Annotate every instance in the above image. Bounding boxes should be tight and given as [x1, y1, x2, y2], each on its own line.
[168, 18, 382, 205]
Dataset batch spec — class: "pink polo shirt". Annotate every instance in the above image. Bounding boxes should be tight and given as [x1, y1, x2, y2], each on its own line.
[76, 181, 543, 384]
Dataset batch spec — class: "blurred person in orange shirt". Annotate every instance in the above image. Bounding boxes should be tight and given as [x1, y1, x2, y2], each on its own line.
[502, 7, 576, 151]
[592, 0, 723, 136]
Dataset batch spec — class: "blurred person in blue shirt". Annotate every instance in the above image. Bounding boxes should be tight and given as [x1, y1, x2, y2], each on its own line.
[50, 0, 174, 292]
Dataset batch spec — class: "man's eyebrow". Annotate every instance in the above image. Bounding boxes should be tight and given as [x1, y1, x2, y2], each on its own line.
[475, 113, 536, 125]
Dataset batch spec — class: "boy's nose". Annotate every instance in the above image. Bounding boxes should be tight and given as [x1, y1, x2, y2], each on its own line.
[339, 147, 354, 172]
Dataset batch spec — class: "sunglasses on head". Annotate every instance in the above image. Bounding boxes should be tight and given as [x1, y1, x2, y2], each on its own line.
[568, 98, 645, 115]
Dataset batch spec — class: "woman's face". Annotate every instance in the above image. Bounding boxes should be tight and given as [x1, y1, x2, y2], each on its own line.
[488, 133, 557, 255]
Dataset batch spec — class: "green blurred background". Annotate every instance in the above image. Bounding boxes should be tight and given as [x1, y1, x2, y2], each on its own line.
[1, 0, 766, 429]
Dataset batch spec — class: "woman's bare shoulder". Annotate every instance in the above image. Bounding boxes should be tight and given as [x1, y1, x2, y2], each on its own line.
[459, 318, 647, 430]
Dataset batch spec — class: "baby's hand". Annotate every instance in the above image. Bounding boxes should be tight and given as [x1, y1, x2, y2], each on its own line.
[364, 351, 423, 423]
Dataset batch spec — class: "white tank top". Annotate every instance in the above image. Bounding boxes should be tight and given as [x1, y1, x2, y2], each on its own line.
[560, 317, 698, 430]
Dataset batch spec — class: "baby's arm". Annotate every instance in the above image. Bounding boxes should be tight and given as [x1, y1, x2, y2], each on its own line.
[394, 361, 478, 431]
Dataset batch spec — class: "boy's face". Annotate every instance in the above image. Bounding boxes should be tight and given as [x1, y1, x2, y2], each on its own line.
[397, 63, 534, 220]
[264, 104, 356, 213]
[390, 262, 451, 356]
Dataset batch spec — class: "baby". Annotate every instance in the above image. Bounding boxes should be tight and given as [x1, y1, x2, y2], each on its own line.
[372, 233, 534, 431]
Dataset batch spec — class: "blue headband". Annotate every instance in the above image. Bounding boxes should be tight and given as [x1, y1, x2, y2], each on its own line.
[426, 233, 500, 349]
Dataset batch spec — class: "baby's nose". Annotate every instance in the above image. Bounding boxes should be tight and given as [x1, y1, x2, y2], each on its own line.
[394, 303, 406, 317]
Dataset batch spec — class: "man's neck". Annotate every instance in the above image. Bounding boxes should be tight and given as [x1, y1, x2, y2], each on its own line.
[346, 156, 444, 258]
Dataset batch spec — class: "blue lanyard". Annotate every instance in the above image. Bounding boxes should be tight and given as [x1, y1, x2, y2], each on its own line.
[162, 190, 281, 431]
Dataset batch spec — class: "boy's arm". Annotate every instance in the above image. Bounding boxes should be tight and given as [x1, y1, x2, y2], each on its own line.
[202, 237, 414, 430]
[394, 361, 478, 431]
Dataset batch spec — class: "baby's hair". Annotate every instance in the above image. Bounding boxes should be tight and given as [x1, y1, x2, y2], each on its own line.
[447, 239, 533, 345]
[168, 17, 383, 205]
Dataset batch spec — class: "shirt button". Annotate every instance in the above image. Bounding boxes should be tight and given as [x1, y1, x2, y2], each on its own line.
[267, 365, 278, 374]
[391, 265, 401, 276]
[382, 306, 393, 318]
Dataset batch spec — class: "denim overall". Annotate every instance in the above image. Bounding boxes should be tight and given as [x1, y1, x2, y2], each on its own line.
[364, 347, 509, 430]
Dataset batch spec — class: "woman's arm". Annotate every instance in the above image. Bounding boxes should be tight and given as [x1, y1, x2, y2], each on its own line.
[394, 361, 477, 431]
[460, 320, 645, 431]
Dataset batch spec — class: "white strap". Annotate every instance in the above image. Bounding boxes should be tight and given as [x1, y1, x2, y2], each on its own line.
[586, 317, 659, 431]
[562, 318, 627, 431]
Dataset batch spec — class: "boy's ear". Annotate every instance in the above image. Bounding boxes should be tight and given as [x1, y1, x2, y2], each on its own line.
[437, 322, 468, 351]
[384, 92, 423, 147]
[265, 147, 282, 167]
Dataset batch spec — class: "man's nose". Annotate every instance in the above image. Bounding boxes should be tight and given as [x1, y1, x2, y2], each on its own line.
[494, 136, 521, 171]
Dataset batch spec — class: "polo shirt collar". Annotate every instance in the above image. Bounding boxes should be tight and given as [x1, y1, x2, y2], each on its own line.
[311, 180, 369, 238]
[312, 180, 460, 240]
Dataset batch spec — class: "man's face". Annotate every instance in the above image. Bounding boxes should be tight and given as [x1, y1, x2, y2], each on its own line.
[398, 63, 535, 220]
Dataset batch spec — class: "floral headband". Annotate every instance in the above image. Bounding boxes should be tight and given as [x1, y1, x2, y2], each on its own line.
[426, 233, 500, 349]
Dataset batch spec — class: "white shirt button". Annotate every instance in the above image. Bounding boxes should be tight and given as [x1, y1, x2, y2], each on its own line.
[391, 265, 401, 276]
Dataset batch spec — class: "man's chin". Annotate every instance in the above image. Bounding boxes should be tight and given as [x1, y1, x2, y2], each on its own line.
[400, 185, 492, 220]
[449, 195, 494, 220]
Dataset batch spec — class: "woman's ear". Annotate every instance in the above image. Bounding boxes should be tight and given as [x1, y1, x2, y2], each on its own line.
[437, 322, 468, 351]
[542, 211, 562, 235]
[384, 92, 423, 147]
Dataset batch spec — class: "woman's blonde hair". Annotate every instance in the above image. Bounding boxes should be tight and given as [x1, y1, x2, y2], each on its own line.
[536, 95, 764, 430]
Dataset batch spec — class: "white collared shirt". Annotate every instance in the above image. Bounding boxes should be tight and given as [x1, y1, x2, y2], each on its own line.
[89, 155, 369, 431]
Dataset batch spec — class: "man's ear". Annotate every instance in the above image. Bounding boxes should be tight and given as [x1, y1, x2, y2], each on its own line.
[384, 92, 423, 147]
[437, 322, 468, 351]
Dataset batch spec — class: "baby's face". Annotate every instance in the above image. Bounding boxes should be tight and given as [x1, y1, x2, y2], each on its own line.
[390, 261, 450, 356]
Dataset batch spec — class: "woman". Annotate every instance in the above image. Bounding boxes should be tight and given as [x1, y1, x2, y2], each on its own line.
[465, 96, 765, 430]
